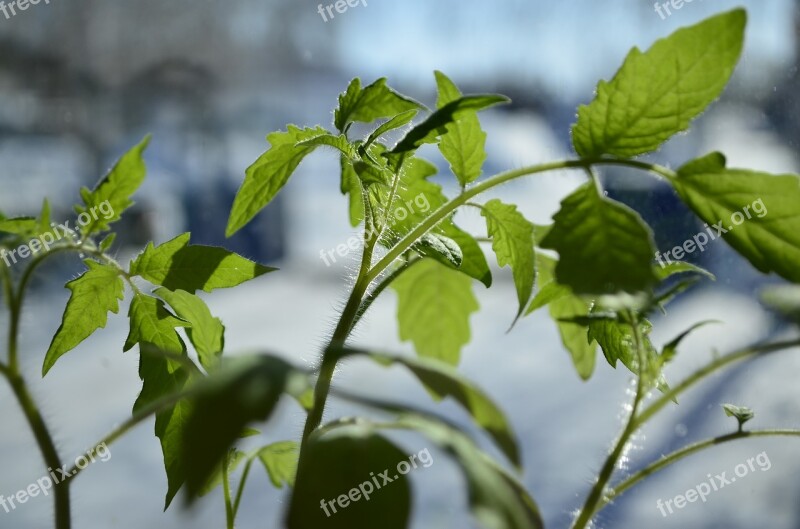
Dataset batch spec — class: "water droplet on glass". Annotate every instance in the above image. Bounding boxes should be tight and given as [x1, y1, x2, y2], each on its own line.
[675, 424, 688, 437]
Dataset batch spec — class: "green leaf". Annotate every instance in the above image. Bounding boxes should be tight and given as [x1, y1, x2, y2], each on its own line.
[258, 441, 299, 489]
[43, 261, 124, 375]
[572, 9, 746, 158]
[0, 216, 40, 238]
[131, 233, 274, 293]
[722, 403, 754, 430]
[296, 133, 357, 158]
[334, 78, 423, 133]
[198, 448, 246, 497]
[536, 254, 596, 380]
[540, 182, 658, 295]
[287, 425, 412, 529]
[434, 71, 488, 186]
[385, 415, 544, 529]
[443, 224, 493, 288]
[183, 355, 309, 499]
[655, 260, 715, 281]
[364, 110, 418, 149]
[226, 125, 328, 236]
[77, 135, 151, 235]
[413, 233, 463, 268]
[340, 155, 366, 227]
[391, 94, 509, 155]
[337, 348, 520, 467]
[761, 285, 800, 324]
[481, 199, 535, 323]
[155, 288, 224, 371]
[98, 232, 117, 252]
[660, 320, 719, 363]
[525, 282, 570, 315]
[588, 318, 653, 372]
[392, 259, 479, 365]
[134, 343, 193, 509]
[124, 293, 189, 353]
[671, 152, 800, 283]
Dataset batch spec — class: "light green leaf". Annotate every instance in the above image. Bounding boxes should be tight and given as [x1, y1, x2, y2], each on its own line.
[481, 199, 535, 323]
[661, 320, 719, 363]
[288, 425, 412, 529]
[131, 233, 274, 293]
[77, 135, 151, 235]
[435, 71, 488, 186]
[227, 125, 328, 236]
[258, 441, 299, 489]
[536, 254, 596, 380]
[43, 261, 124, 375]
[334, 77, 423, 133]
[655, 260, 715, 281]
[443, 224, 493, 288]
[134, 343, 193, 509]
[155, 287, 224, 371]
[392, 259, 479, 365]
[540, 182, 658, 295]
[340, 155, 366, 227]
[572, 9, 746, 158]
[672, 152, 800, 284]
[337, 348, 520, 467]
[124, 293, 189, 354]
[413, 233, 463, 268]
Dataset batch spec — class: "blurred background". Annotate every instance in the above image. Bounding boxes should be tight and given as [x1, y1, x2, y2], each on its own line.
[1, 0, 800, 527]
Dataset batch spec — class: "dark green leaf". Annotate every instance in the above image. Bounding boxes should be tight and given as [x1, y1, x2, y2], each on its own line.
[572, 9, 746, 158]
[540, 182, 658, 295]
[131, 233, 274, 293]
[43, 261, 124, 375]
[337, 349, 520, 467]
[287, 425, 412, 529]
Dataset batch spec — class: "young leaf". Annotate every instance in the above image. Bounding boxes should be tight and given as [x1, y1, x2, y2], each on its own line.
[134, 344, 194, 509]
[722, 403, 754, 431]
[183, 355, 309, 499]
[572, 9, 746, 158]
[131, 233, 274, 293]
[481, 199, 535, 323]
[77, 135, 151, 235]
[334, 78, 423, 133]
[124, 293, 189, 353]
[226, 125, 328, 236]
[660, 320, 719, 363]
[155, 287, 224, 371]
[364, 110, 418, 149]
[391, 94, 509, 155]
[535, 254, 596, 380]
[296, 133, 357, 158]
[392, 259, 479, 365]
[434, 71, 488, 186]
[287, 425, 412, 529]
[43, 261, 125, 375]
[540, 182, 658, 295]
[258, 441, 299, 489]
[671, 152, 800, 284]
[337, 348, 520, 467]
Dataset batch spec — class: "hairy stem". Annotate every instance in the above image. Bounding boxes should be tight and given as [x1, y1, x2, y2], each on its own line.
[571, 313, 648, 529]
[6, 372, 70, 529]
[598, 429, 800, 511]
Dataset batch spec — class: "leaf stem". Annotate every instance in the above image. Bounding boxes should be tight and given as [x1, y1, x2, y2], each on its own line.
[222, 455, 235, 529]
[598, 429, 800, 511]
[365, 158, 676, 284]
[232, 457, 255, 519]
